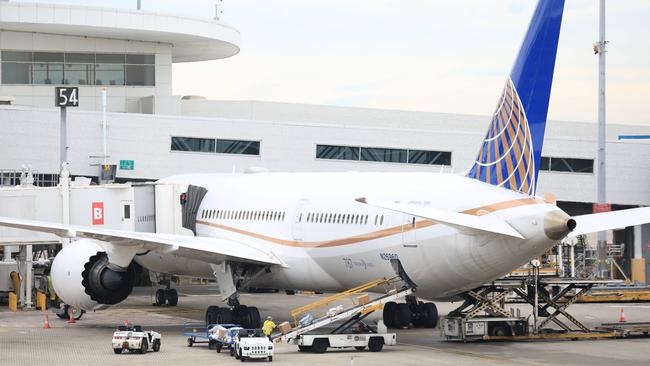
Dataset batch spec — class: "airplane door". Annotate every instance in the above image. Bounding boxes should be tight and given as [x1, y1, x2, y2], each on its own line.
[292, 199, 309, 241]
[121, 200, 134, 231]
[402, 215, 417, 247]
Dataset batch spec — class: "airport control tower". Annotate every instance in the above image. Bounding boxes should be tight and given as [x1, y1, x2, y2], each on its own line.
[0, 1, 239, 114]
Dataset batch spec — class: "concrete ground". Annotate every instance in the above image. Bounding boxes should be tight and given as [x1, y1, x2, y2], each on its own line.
[1, 285, 649, 366]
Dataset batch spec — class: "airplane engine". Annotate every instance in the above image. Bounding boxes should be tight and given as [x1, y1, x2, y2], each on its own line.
[50, 239, 135, 310]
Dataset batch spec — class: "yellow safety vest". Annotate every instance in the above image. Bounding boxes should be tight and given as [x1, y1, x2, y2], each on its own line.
[262, 320, 276, 335]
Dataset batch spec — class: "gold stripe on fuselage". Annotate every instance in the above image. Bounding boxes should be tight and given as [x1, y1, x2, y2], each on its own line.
[195, 197, 543, 248]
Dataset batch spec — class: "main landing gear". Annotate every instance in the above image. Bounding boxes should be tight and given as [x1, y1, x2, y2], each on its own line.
[383, 296, 438, 329]
[205, 297, 261, 329]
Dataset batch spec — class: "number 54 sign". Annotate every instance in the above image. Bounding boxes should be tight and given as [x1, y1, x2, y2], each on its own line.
[55, 87, 79, 107]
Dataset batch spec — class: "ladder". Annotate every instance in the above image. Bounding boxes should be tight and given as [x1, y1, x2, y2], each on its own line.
[275, 277, 413, 343]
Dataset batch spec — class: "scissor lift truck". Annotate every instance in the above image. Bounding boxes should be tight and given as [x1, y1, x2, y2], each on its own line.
[441, 266, 622, 341]
[275, 276, 411, 353]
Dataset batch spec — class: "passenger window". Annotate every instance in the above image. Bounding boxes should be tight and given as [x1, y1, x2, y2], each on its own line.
[374, 215, 378, 225]
[282, 212, 286, 221]
[380, 215, 384, 225]
[299, 213, 302, 223]
[364, 215, 368, 225]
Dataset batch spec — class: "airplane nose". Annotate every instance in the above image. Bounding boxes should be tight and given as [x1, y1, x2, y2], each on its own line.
[544, 210, 576, 240]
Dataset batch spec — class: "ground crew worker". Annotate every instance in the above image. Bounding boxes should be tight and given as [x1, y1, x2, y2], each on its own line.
[262, 316, 276, 340]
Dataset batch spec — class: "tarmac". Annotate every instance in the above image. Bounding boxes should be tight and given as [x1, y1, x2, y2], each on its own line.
[1, 285, 650, 366]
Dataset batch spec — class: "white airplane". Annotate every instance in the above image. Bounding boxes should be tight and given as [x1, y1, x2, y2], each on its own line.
[1, 0, 649, 330]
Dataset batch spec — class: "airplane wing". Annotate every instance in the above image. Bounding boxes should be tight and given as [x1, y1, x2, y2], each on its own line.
[0, 216, 284, 267]
[355, 198, 524, 239]
[570, 207, 650, 236]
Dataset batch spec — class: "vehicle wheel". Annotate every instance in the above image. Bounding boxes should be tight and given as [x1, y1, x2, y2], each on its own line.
[166, 289, 178, 306]
[383, 302, 397, 328]
[355, 346, 366, 351]
[139, 339, 148, 354]
[216, 308, 233, 324]
[311, 338, 328, 354]
[155, 289, 166, 306]
[113, 348, 122, 354]
[216, 344, 222, 353]
[285, 290, 296, 295]
[236, 350, 242, 360]
[268, 356, 273, 362]
[187, 338, 194, 347]
[395, 303, 412, 328]
[205, 305, 220, 324]
[368, 337, 384, 352]
[422, 303, 439, 328]
[152, 340, 161, 352]
[488, 322, 512, 337]
[209, 340, 215, 350]
[248, 307, 261, 328]
[298, 345, 311, 352]
[241, 356, 246, 362]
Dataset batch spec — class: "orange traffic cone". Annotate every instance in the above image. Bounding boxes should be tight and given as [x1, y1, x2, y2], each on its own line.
[619, 307, 626, 322]
[43, 314, 51, 329]
[68, 309, 76, 324]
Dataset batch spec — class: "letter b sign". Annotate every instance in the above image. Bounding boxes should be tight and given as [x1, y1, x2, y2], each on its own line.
[92, 202, 104, 225]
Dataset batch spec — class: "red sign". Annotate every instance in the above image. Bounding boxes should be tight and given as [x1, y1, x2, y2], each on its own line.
[593, 203, 612, 213]
[92, 202, 104, 225]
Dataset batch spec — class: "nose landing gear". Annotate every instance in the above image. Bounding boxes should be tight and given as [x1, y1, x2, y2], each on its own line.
[154, 288, 178, 306]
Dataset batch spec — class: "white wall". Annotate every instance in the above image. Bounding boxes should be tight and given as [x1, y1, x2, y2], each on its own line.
[0, 30, 175, 114]
[0, 103, 648, 206]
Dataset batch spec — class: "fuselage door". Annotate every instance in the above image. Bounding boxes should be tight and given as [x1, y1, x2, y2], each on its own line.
[292, 199, 309, 241]
[402, 215, 417, 247]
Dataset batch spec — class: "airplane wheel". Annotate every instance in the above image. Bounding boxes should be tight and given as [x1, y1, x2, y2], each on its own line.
[383, 302, 397, 328]
[216, 308, 233, 324]
[165, 289, 178, 306]
[248, 307, 261, 328]
[234, 305, 250, 327]
[395, 303, 412, 328]
[422, 303, 438, 328]
[206, 306, 220, 324]
[155, 289, 166, 306]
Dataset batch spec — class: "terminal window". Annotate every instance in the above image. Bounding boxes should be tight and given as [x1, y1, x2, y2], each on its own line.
[539, 157, 594, 173]
[1, 51, 155, 86]
[171, 137, 260, 156]
[316, 144, 451, 166]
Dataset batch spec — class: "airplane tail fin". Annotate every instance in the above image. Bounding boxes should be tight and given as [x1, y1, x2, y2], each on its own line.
[467, 0, 565, 195]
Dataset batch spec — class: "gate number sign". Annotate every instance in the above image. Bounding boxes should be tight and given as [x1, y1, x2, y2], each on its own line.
[55, 87, 79, 107]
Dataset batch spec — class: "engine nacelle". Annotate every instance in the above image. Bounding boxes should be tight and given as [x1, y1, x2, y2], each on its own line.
[50, 239, 135, 310]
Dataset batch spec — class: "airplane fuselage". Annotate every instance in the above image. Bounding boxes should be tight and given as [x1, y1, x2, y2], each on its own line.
[136, 172, 561, 300]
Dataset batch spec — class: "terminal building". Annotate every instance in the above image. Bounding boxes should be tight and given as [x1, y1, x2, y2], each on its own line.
[0, 2, 649, 283]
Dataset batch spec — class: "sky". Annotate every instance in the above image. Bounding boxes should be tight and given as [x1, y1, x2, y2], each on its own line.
[18, 0, 650, 125]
